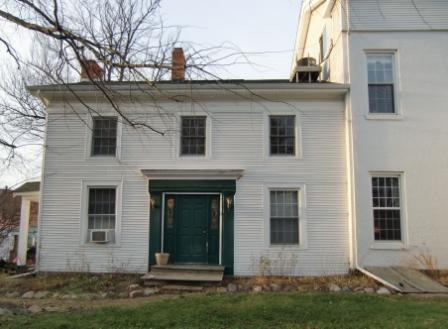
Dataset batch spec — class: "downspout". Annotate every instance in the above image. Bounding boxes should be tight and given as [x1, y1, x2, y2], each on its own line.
[35, 95, 49, 273]
[342, 0, 359, 271]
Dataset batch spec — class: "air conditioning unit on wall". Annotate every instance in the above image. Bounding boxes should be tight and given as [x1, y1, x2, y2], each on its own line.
[90, 230, 110, 243]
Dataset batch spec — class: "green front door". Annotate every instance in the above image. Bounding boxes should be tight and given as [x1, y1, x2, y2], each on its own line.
[164, 194, 220, 264]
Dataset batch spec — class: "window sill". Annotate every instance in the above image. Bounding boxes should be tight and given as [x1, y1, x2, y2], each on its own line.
[265, 154, 303, 161]
[365, 113, 402, 121]
[86, 155, 120, 162]
[370, 241, 407, 250]
[269, 244, 308, 251]
[178, 155, 211, 161]
[81, 242, 121, 248]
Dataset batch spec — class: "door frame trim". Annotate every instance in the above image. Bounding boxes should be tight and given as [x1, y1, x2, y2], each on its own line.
[161, 192, 223, 265]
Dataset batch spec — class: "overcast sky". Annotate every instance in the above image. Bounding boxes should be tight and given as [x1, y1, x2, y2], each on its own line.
[0, 0, 302, 188]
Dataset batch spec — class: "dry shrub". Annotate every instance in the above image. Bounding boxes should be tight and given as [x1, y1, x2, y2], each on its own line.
[233, 270, 378, 290]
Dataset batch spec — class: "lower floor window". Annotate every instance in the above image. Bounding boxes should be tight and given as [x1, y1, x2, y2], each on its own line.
[371, 176, 402, 241]
[270, 190, 299, 245]
[88, 187, 116, 243]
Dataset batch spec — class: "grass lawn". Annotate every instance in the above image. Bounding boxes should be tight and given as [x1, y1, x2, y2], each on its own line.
[2, 293, 448, 329]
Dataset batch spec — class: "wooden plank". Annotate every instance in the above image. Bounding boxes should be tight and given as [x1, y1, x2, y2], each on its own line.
[142, 270, 223, 282]
[364, 266, 448, 293]
[392, 267, 448, 293]
[151, 264, 225, 272]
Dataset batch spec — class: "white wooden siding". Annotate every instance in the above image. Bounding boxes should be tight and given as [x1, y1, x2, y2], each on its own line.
[38, 97, 348, 275]
[346, 0, 448, 31]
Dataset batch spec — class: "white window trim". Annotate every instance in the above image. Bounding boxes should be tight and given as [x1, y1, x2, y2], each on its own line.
[364, 50, 402, 120]
[80, 179, 123, 247]
[174, 113, 212, 159]
[264, 184, 307, 250]
[264, 113, 302, 160]
[84, 113, 122, 160]
[369, 172, 409, 250]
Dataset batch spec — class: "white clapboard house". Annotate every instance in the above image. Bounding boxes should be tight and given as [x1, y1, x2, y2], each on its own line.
[22, 0, 448, 277]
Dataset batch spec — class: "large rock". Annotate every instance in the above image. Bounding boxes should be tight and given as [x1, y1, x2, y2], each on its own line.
[129, 284, 141, 290]
[328, 283, 341, 292]
[0, 307, 12, 316]
[44, 306, 62, 313]
[22, 291, 35, 299]
[227, 283, 238, 293]
[34, 291, 50, 299]
[143, 288, 158, 296]
[129, 290, 143, 298]
[364, 287, 375, 294]
[5, 291, 20, 298]
[252, 285, 263, 293]
[216, 287, 227, 293]
[376, 287, 391, 295]
[270, 283, 282, 292]
[28, 304, 42, 314]
[283, 285, 295, 292]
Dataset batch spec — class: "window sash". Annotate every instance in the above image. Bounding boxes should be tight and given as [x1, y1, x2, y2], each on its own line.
[270, 190, 299, 245]
[269, 116, 296, 155]
[88, 188, 116, 231]
[368, 84, 395, 114]
[91, 117, 118, 156]
[180, 116, 206, 155]
[371, 176, 402, 241]
[367, 54, 395, 114]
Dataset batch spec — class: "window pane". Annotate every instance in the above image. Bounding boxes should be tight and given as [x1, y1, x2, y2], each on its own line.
[88, 188, 116, 215]
[368, 84, 395, 113]
[91, 117, 117, 156]
[270, 116, 295, 155]
[367, 55, 394, 84]
[270, 190, 299, 244]
[181, 116, 206, 155]
[371, 176, 401, 241]
[271, 218, 299, 244]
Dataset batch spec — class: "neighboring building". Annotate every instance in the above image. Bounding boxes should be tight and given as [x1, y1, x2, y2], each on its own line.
[0, 184, 39, 264]
[291, 0, 448, 270]
[28, 0, 448, 276]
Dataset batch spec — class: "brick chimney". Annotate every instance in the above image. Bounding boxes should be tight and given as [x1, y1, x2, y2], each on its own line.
[80, 60, 104, 82]
[171, 48, 185, 81]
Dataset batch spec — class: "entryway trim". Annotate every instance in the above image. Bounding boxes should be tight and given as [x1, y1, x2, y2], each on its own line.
[160, 192, 223, 265]
[148, 179, 235, 275]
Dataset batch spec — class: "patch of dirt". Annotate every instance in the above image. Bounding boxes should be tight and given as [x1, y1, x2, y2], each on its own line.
[0, 294, 177, 314]
[0, 272, 141, 295]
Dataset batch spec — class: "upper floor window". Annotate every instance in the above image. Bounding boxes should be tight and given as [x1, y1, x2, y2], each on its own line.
[367, 54, 396, 114]
[180, 116, 206, 156]
[91, 117, 117, 156]
[371, 175, 402, 241]
[270, 115, 295, 156]
[270, 190, 299, 245]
